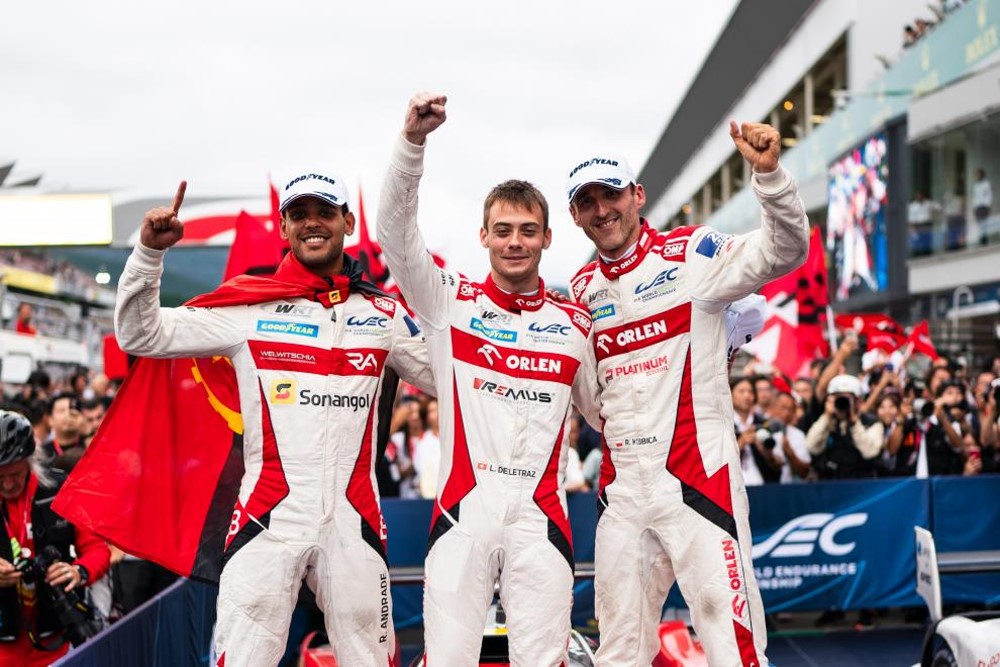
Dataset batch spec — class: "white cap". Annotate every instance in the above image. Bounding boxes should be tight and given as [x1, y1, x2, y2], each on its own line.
[565, 154, 636, 204]
[279, 171, 350, 213]
[861, 349, 887, 372]
[828, 374, 862, 397]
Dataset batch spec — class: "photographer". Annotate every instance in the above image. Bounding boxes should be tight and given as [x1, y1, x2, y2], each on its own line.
[975, 378, 1000, 473]
[886, 381, 967, 476]
[806, 375, 882, 479]
[731, 377, 782, 485]
[766, 392, 813, 483]
[0, 410, 110, 665]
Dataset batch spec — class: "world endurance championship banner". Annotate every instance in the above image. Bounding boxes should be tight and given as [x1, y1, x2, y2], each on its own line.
[745, 478, 929, 611]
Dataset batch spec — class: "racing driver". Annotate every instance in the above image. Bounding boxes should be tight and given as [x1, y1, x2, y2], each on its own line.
[566, 121, 809, 667]
[377, 93, 600, 667]
[115, 177, 433, 666]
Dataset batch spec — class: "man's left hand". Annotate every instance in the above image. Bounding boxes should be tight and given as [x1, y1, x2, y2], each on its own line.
[730, 121, 781, 173]
[403, 92, 447, 146]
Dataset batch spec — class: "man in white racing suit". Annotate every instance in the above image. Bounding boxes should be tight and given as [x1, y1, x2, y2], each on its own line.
[377, 93, 600, 667]
[115, 178, 432, 666]
[566, 122, 809, 667]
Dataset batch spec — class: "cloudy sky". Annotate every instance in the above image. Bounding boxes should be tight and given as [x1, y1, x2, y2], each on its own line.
[2, 0, 737, 286]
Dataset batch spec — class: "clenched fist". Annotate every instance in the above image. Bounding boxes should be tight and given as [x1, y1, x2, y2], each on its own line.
[140, 181, 187, 250]
[729, 121, 781, 174]
[403, 92, 447, 146]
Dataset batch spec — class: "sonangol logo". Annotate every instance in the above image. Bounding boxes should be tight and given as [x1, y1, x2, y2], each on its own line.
[752, 513, 868, 559]
[270, 378, 297, 404]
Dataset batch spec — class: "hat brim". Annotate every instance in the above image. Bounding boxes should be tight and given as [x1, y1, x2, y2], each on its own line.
[567, 178, 633, 205]
[279, 192, 345, 213]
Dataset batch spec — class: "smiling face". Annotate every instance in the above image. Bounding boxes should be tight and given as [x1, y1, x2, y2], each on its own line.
[280, 197, 356, 276]
[480, 200, 551, 294]
[569, 182, 646, 259]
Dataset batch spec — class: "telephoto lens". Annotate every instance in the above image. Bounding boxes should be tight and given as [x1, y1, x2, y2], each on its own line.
[834, 395, 851, 413]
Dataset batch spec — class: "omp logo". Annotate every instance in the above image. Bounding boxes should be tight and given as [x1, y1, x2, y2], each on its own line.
[372, 296, 395, 313]
[346, 316, 388, 328]
[272, 303, 316, 316]
[459, 283, 477, 298]
[256, 320, 320, 338]
[270, 378, 297, 404]
[571, 279, 587, 300]
[591, 304, 615, 320]
[470, 318, 518, 342]
[635, 268, 678, 294]
[752, 513, 868, 559]
[528, 322, 570, 336]
[571, 311, 592, 332]
[660, 241, 686, 259]
[347, 352, 379, 372]
[477, 344, 501, 366]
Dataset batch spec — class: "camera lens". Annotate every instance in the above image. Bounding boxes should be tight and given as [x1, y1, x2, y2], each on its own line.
[920, 401, 934, 419]
[834, 396, 851, 413]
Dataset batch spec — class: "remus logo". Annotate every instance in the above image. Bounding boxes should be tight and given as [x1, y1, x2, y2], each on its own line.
[270, 378, 297, 404]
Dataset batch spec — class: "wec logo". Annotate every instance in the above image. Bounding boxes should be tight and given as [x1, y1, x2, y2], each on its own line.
[634, 268, 678, 294]
[346, 316, 388, 328]
[752, 513, 868, 559]
[529, 322, 570, 336]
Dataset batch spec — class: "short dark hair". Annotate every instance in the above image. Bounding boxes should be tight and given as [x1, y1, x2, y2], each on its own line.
[48, 392, 81, 415]
[483, 180, 549, 231]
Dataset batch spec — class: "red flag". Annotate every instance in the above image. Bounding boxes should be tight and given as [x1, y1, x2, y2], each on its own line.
[222, 211, 284, 281]
[102, 333, 129, 382]
[905, 320, 939, 360]
[744, 225, 828, 379]
[268, 179, 290, 253]
[53, 253, 364, 581]
[834, 312, 905, 352]
[344, 187, 391, 288]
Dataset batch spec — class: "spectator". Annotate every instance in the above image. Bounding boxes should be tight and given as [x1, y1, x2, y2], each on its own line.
[754, 375, 775, 417]
[386, 396, 426, 499]
[943, 183, 966, 250]
[0, 410, 110, 664]
[908, 190, 940, 256]
[973, 168, 993, 242]
[563, 412, 588, 493]
[868, 392, 903, 475]
[887, 381, 967, 476]
[978, 379, 999, 472]
[926, 365, 953, 398]
[41, 394, 86, 472]
[766, 391, 812, 483]
[581, 438, 602, 492]
[13, 304, 37, 336]
[413, 399, 440, 500]
[806, 374, 882, 479]
[80, 398, 107, 443]
[731, 377, 781, 485]
[69, 371, 89, 398]
[87, 374, 111, 401]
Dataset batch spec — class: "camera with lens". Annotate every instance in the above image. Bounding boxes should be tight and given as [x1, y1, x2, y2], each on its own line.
[990, 378, 1000, 405]
[15, 545, 102, 647]
[833, 395, 852, 415]
[755, 420, 784, 450]
[946, 398, 970, 412]
[912, 398, 935, 420]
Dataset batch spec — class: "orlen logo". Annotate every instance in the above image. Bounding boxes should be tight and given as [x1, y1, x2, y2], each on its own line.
[752, 513, 868, 559]
[346, 316, 388, 328]
[529, 322, 570, 336]
[608, 253, 639, 275]
[475, 343, 563, 374]
[634, 268, 678, 294]
[270, 378, 297, 404]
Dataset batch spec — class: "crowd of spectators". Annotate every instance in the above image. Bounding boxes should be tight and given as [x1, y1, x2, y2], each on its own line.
[0, 249, 104, 295]
[902, 0, 967, 49]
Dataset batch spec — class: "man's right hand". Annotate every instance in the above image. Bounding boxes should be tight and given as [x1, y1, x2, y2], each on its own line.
[0, 558, 22, 588]
[139, 181, 187, 250]
[403, 92, 447, 146]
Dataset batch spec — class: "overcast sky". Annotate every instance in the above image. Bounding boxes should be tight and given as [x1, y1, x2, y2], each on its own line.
[2, 0, 737, 286]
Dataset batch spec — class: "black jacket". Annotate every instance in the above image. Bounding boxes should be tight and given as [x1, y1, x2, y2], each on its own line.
[0, 470, 78, 644]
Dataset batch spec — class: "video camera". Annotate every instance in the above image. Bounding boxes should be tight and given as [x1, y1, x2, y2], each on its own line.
[15, 545, 102, 647]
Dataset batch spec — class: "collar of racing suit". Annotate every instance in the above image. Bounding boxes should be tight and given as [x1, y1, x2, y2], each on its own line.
[481, 273, 546, 312]
[186, 252, 383, 309]
[597, 219, 654, 280]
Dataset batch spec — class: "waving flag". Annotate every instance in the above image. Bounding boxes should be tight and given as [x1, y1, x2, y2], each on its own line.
[834, 312, 905, 352]
[904, 320, 939, 360]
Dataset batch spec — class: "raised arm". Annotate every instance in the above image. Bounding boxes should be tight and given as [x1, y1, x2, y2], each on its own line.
[115, 182, 245, 358]
[688, 122, 809, 312]
[376, 93, 456, 331]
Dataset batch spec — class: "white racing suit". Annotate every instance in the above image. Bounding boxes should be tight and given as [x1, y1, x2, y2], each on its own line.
[377, 135, 601, 667]
[116, 245, 433, 667]
[569, 167, 808, 667]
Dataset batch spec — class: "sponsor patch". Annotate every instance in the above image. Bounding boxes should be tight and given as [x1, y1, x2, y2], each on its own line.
[528, 322, 571, 336]
[269, 378, 297, 404]
[271, 303, 317, 317]
[256, 320, 320, 338]
[470, 318, 518, 342]
[695, 231, 731, 258]
[590, 304, 616, 321]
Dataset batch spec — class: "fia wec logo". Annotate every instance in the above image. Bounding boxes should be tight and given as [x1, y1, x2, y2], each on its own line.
[752, 513, 868, 559]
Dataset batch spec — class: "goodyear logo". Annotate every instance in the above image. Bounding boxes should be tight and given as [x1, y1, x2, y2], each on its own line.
[590, 304, 616, 321]
[270, 378, 297, 404]
[470, 318, 517, 342]
[256, 320, 320, 338]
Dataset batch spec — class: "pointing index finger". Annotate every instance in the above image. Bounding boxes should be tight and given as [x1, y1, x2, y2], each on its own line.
[172, 181, 187, 215]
